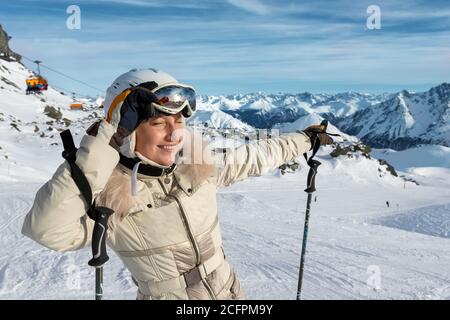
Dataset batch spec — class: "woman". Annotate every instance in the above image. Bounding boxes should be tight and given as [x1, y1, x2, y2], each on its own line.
[22, 68, 333, 300]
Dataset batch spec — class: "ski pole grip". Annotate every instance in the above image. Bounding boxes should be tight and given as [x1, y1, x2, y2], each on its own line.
[304, 159, 321, 193]
[88, 207, 114, 268]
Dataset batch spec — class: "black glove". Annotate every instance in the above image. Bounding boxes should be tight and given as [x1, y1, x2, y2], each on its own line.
[302, 124, 334, 150]
[107, 82, 161, 151]
[118, 83, 160, 133]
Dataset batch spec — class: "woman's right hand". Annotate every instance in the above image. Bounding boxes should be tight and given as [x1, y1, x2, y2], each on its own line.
[115, 88, 160, 132]
[102, 88, 160, 151]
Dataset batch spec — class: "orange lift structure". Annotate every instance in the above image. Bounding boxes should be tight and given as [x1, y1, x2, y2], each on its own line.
[70, 92, 83, 110]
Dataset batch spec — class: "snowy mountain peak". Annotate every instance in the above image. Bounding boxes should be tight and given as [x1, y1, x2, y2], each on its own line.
[429, 82, 450, 100]
[336, 83, 450, 150]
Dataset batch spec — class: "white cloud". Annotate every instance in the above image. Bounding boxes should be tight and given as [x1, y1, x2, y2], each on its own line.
[227, 0, 270, 15]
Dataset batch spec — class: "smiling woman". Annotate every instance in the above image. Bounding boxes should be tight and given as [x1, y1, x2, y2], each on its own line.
[21, 68, 330, 300]
[135, 113, 185, 166]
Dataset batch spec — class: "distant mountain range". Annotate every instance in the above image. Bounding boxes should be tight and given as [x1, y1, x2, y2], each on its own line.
[336, 84, 450, 149]
[196, 84, 449, 150]
[196, 91, 388, 129]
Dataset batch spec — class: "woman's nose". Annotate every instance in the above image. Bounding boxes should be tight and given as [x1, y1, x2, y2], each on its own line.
[166, 124, 182, 141]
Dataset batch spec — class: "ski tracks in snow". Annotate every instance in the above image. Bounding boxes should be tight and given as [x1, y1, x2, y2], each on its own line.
[217, 187, 450, 299]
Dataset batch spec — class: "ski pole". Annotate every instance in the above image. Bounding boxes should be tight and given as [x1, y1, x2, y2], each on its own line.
[60, 129, 114, 300]
[296, 120, 328, 300]
[88, 207, 114, 300]
[297, 158, 320, 300]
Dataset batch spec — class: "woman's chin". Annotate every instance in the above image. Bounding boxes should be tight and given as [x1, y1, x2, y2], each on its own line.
[157, 155, 176, 166]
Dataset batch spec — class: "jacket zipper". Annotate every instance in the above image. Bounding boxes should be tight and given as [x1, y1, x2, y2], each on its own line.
[157, 176, 216, 300]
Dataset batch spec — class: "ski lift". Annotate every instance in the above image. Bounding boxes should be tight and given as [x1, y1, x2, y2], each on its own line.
[70, 92, 83, 110]
[25, 60, 48, 94]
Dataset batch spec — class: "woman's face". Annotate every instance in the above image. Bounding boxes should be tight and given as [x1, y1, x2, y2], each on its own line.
[135, 112, 185, 166]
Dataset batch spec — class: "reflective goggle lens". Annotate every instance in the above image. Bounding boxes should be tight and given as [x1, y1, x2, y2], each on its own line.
[153, 85, 196, 114]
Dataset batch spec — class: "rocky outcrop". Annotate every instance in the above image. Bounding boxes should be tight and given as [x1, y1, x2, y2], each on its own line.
[0, 23, 21, 62]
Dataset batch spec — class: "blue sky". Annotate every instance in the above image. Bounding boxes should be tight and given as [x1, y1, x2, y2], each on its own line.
[1, 0, 449, 97]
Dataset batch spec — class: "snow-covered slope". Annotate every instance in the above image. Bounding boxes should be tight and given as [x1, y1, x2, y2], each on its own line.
[372, 145, 450, 171]
[217, 151, 450, 299]
[371, 145, 450, 188]
[0, 59, 102, 182]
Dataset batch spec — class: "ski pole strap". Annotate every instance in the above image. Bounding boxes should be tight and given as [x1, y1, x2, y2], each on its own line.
[302, 131, 341, 163]
[60, 129, 94, 215]
[301, 120, 340, 193]
[303, 132, 321, 164]
[60, 129, 77, 162]
[301, 133, 339, 193]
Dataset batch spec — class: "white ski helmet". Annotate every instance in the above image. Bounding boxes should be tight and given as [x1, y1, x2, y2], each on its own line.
[103, 68, 179, 117]
[102, 68, 196, 161]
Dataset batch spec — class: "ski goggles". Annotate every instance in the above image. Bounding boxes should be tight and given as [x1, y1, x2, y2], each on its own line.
[107, 83, 196, 123]
[151, 83, 196, 117]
